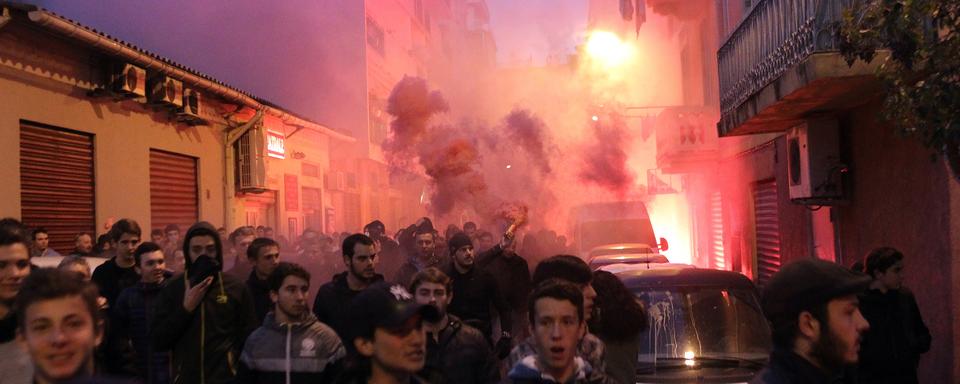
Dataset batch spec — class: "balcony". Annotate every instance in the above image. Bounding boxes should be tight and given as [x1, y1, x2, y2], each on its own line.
[717, 0, 886, 136]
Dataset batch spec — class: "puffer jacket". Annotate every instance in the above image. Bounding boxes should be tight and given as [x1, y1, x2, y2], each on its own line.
[238, 312, 345, 384]
[112, 277, 173, 384]
[423, 315, 499, 384]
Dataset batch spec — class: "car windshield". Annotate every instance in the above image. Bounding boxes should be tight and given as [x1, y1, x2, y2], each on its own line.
[590, 246, 656, 257]
[634, 286, 771, 371]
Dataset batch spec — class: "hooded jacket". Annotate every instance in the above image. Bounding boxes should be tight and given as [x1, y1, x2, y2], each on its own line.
[238, 312, 346, 384]
[503, 355, 596, 384]
[312, 271, 385, 340]
[151, 223, 259, 384]
[507, 333, 615, 384]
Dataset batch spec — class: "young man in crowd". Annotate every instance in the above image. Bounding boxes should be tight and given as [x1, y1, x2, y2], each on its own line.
[335, 282, 440, 384]
[504, 279, 597, 384]
[364, 220, 401, 281]
[444, 233, 513, 355]
[857, 247, 931, 384]
[226, 226, 257, 278]
[394, 221, 447, 286]
[163, 224, 184, 273]
[314, 234, 384, 341]
[31, 227, 61, 257]
[477, 230, 531, 340]
[507, 255, 611, 383]
[92, 219, 143, 308]
[239, 262, 345, 383]
[16, 268, 104, 384]
[752, 258, 871, 383]
[152, 222, 258, 384]
[112, 242, 174, 384]
[245, 237, 282, 322]
[410, 267, 499, 384]
[0, 221, 34, 384]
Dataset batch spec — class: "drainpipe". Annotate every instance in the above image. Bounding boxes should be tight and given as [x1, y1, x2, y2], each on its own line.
[25, 9, 355, 144]
[0, 7, 12, 30]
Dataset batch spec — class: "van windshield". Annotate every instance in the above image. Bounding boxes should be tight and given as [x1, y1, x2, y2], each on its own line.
[633, 287, 771, 371]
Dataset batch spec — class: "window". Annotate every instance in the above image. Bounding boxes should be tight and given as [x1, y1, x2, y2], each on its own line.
[302, 162, 320, 178]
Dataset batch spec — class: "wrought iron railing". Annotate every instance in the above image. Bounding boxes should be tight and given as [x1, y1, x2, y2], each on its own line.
[718, 0, 853, 115]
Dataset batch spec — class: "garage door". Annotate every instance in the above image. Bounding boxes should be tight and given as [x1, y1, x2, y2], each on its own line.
[753, 180, 781, 287]
[20, 122, 96, 254]
[150, 150, 198, 232]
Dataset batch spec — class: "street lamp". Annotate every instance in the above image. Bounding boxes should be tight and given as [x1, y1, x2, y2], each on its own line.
[585, 30, 631, 68]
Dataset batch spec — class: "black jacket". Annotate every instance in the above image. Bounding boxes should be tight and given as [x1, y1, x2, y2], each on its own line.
[477, 246, 531, 311]
[423, 315, 499, 384]
[445, 264, 511, 340]
[750, 349, 853, 384]
[312, 271, 385, 341]
[857, 288, 931, 384]
[246, 272, 272, 325]
[113, 278, 173, 384]
[151, 272, 258, 384]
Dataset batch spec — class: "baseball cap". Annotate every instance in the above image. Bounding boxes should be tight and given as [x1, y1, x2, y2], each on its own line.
[346, 282, 440, 342]
[762, 258, 871, 326]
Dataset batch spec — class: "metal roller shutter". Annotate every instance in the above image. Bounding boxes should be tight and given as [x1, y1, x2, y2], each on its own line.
[150, 150, 198, 232]
[753, 180, 781, 287]
[709, 191, 726, 270]
[20, 122, 96, 254]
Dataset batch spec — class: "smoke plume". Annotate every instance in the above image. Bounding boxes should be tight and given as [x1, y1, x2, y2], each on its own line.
[579, 115, 635, 196]
[504, 109, 554, 175]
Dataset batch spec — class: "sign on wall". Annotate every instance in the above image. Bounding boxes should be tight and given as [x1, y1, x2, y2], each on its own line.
[266, 130, 285, 159]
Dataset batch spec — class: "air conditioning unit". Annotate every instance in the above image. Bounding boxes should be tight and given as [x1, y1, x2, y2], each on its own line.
[235, 126, 268, 193]
[177, 87, 203, 120]
[787, 118, 845, 204]
[109, 62, 146, 97]
[147, 73, 183, 107]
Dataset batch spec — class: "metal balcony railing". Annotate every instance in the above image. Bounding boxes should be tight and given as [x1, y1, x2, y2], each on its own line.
[718, 0, 853, 115]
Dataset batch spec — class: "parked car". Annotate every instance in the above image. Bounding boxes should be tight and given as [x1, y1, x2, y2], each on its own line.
[587, 243, 669, 269]
[607, 264, 771, 383]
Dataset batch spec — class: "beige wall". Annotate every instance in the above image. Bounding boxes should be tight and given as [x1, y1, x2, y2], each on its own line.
[0, 21, 227, 233]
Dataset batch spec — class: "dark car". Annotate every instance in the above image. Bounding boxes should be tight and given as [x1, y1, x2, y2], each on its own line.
[609, 265, 771, 383]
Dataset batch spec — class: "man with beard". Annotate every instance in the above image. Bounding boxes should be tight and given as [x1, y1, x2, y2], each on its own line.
[240, 262, 345, 384]
[16, 268, 107, 384]
[752, 258, 871, 384]
[313, 234, 384, 342]
[364, 221, 400, 282]
[394, 221, 447, 287]
[857, 247, 930, 384]
[504, 279, 598, 384]
[152, 222, 258, 384]
[71, 232, 95, 257]
[444, 233, 513, 355]
[112, 242, 174, 384]
[0, 221, 33, 384]
[92, 219, 143, 308]
[507, 255, 613, 384]
[410, 267, 499, 384]
[334, 282, 439, 384]
[244, 238, 282, 323]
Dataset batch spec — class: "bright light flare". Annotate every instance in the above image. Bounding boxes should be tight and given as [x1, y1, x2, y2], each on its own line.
[591, 115, 599, 121]
[683, 351, 696, 367]
[585, 31, 631, 68]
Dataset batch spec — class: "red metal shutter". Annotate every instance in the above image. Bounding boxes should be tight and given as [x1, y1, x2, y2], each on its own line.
[753, 180, 781, 287]
[20, 122, 96, 254]
[709, 191, 726, 270]
[150, 150, 198, 232]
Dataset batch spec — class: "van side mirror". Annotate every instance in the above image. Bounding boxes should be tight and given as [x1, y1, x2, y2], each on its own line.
[659, 237, 669, 252]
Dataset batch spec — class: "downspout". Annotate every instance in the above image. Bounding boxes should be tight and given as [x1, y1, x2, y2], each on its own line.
[26, 9, 355, 144]
[0, 7, 12, 30]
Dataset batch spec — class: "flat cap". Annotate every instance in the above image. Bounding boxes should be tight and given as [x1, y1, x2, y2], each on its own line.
[762, 258, 871, 326]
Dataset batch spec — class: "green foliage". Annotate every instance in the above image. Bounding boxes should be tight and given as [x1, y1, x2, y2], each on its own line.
[839, 0, 960, 177]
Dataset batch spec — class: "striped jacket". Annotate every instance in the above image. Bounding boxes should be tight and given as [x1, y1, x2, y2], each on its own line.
[239, 312, 346, 384]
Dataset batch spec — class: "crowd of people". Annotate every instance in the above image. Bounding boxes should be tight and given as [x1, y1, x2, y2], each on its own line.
[0, 215, 932, 384]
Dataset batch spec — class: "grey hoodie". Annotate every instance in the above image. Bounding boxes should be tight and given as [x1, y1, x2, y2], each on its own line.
[239, 312, 346, 384]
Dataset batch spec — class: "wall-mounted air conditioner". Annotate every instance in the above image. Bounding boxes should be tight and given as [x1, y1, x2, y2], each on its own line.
[236, 126, 268, 193]
[787, 118, 846, 205]
[109, 62, 146, 98]
[147, 73, 183, 107]
[177, 87, 203, 123]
